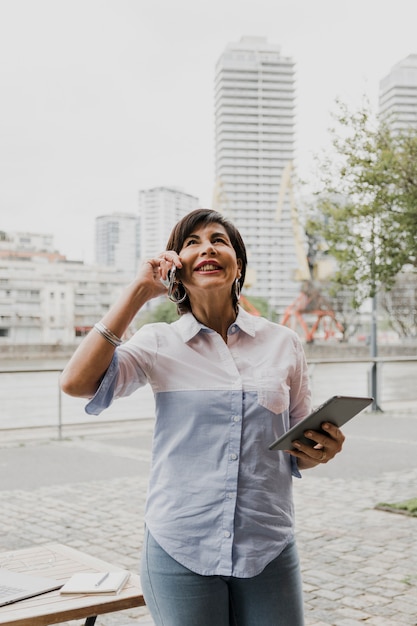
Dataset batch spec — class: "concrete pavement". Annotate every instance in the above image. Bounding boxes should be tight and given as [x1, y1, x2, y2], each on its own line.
[1, 413, 417, 626]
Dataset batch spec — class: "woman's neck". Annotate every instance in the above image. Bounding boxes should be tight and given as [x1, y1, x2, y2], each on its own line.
[190, 299, 237, 342]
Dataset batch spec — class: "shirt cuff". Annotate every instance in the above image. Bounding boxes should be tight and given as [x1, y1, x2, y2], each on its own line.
[291, 456, 302, 479]
[85, 351, 119, 415]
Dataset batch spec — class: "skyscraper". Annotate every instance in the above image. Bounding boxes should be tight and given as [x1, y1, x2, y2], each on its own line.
[138, 186, 199, 261]
[214, 36, 301, 315]
[95, 212, 140, 277]
[379, 54, 417, 131]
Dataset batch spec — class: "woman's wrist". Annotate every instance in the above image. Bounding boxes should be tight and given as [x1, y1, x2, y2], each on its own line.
[94, 322, 123, 347]
[98, 279, 157, 339]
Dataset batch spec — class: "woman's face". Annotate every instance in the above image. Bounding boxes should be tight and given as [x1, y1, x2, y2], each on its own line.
[178, 222, 242, 301]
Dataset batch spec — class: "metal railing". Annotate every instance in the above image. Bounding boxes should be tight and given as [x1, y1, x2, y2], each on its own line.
[0, 356, 416, 439]
[307, 355, 417, 412]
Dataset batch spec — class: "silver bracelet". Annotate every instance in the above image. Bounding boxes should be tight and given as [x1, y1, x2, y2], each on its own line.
[93, 322, 123, 347]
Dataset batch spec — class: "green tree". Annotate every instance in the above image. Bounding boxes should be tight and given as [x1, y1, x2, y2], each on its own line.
[308, 100, 417, 307]
[380, 269, 417, 338]
[241, 295, 277, 320]
[136, 294, 274, 329]
[136, 299, 179, 327]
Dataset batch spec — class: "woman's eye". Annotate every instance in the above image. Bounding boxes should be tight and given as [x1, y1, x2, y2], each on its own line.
[186, 239, 197, 246]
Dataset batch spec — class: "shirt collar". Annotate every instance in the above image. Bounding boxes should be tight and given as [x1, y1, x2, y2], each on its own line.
[234, 306, 256, 337]
[173, 306, 256, 343]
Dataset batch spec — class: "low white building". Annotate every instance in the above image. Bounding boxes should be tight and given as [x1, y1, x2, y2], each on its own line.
[0, 233, 132, 345]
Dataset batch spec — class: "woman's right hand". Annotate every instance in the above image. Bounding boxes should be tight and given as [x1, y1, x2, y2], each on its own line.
[60, 250, 183, 398]
[139, 250, 183, 301]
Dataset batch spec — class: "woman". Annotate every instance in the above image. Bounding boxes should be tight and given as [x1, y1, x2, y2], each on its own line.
[60, 208, 344, 625]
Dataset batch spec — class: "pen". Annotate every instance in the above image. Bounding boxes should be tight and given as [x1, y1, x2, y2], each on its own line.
[95, 572, 109, 587]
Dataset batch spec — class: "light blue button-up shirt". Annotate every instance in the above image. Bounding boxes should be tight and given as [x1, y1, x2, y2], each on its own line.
[86, 307, 311, 578]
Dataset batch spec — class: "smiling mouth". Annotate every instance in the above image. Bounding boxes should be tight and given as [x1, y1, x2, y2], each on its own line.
[195, 263, 221, 272]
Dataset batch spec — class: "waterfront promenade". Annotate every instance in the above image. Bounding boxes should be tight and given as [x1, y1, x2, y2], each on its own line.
[2, 406, 417, 625]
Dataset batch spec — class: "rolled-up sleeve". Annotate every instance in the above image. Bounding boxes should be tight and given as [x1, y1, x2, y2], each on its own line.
[85, 324, 157, 415]
[85, 352, 120, 415]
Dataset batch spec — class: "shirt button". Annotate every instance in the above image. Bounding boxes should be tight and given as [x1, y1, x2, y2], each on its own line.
[224, 530, 231, 538]
[229, 453, 238, 461]
[227, 492, 235, 499]
[232, 415, 240, 422]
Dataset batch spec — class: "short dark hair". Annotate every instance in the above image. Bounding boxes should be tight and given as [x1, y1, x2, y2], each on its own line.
[166, 208, 247, 314]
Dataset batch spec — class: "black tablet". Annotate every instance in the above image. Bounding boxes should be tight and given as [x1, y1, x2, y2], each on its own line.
[268, 395, 373, 451]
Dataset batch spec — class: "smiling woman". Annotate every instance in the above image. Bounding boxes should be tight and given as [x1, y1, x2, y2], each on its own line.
[166, 209, 247, 320]
[163, 212, 246, 339]
[60, 207, 345, 626]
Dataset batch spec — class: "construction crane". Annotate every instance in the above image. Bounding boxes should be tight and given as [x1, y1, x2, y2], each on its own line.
[277, 162, 344, 343]
[211, 169, 342, 335]
[212, 179, 261, 317]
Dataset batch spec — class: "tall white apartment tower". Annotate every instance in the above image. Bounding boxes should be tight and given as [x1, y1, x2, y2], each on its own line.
[95, 212, 140, 277]
[138, 186, 199, 261]
[214, 36, 301, 315]
[379, 54, 417, 131]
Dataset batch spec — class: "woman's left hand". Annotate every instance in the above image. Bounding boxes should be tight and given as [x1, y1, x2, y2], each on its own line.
[287, 422, 345, 470]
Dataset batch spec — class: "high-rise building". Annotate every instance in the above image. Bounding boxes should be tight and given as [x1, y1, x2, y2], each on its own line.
[95, 213, 140, 277]
[379, 54, 417, 132]
[214, 36, 301, 315]
[138, 187, 199, 261]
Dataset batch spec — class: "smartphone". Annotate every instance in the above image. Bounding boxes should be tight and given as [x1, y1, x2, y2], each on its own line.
[160, 266, 176, 289]
[268, 395, 373, 451]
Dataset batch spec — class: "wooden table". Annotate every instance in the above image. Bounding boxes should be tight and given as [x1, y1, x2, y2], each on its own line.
[0, 543, 145, 626]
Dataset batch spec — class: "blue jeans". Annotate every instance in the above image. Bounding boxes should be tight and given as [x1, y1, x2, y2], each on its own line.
[140, 528, 304, 626]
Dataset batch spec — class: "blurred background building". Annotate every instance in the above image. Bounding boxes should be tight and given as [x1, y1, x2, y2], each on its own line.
[0, 186, 200, 345]
[214, 36, 301, 316]
[0, 231, 131, 344]
[95, 212, 140, 277]
[138, 186, 199, 261]
[379, 53, 417, 131]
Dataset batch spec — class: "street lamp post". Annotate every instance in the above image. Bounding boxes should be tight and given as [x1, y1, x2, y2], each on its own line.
[370, 293, 382, 411]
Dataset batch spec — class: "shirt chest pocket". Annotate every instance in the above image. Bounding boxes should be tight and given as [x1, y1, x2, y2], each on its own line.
[256, 370, 290, 415]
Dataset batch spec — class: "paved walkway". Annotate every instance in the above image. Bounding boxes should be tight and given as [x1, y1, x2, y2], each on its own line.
[1, 416, 417, 626]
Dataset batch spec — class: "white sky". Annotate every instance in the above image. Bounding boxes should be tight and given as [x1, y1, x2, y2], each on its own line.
[1, 0, 416, 262]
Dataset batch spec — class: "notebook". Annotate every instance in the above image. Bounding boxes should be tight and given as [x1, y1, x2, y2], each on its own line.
[60, 570, 130, 595]
[0, 568, 62, 607]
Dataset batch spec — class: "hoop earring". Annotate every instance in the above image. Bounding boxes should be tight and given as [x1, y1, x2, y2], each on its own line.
[168, 269, 188, 304]
[168, 282, 187, 304]
[234, 278, 241, 301]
